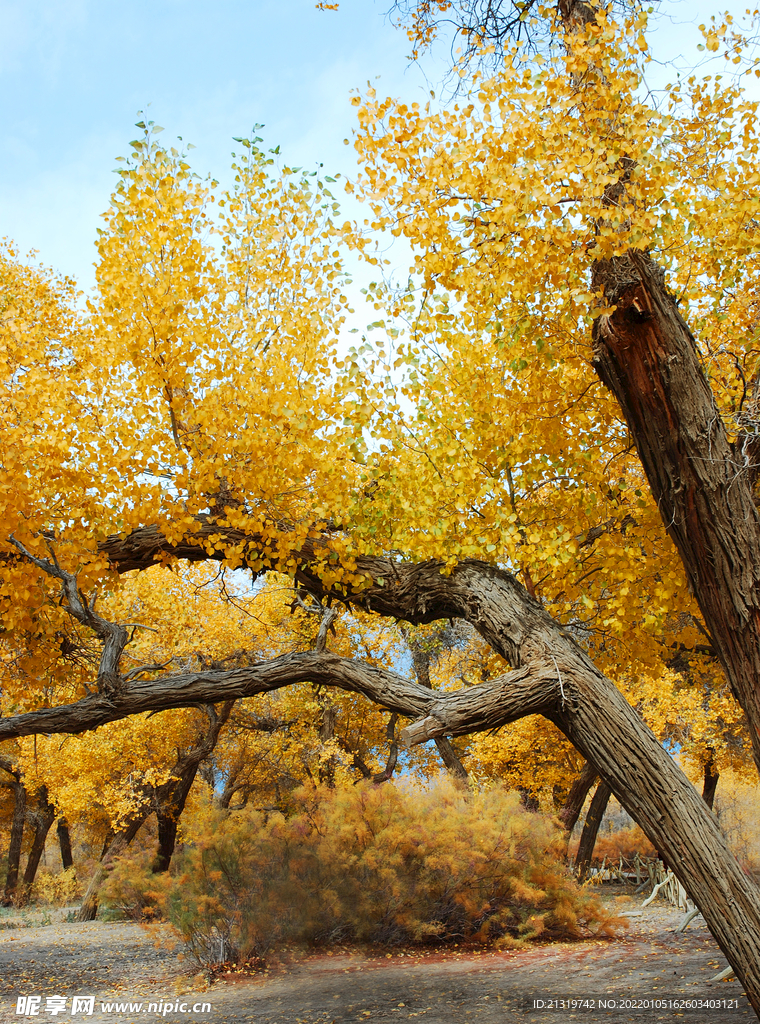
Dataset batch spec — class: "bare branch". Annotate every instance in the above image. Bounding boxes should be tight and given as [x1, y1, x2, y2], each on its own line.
[123, 660, 174, 682]
[315, 606, 339, 653]
[0, 650, 557, 743]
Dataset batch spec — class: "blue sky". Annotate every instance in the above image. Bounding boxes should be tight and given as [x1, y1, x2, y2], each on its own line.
[0, 0, 754, 291]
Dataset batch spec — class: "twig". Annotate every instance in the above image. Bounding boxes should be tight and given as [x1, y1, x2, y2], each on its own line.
[123, 660, 174, 682]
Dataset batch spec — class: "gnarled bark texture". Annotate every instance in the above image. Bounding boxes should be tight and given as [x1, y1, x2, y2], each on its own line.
[591, 250, 760, 775]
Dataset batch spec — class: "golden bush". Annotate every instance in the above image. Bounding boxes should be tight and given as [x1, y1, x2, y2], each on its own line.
[30, 868, 81, 907]
[158, 781, 620, 965]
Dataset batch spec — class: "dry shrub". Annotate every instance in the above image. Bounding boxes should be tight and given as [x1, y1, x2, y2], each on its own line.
[163, 781, 620, 965]
[100, 851, 172, 921]
[30, 867, 81, 907]
[590, 826, 656, 865]
[713, 775, 760, 874]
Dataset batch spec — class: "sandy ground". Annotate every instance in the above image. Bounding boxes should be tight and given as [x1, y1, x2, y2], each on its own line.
[0, 893, 753, 1024]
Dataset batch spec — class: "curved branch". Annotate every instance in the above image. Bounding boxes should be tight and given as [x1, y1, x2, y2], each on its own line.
[9, 535, 127, 695]
[0, 651, 557, 742]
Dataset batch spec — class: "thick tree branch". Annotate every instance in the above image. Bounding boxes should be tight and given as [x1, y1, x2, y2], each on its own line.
[0, 651, 557, 743]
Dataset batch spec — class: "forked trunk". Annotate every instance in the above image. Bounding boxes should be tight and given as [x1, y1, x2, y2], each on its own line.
[151, 764, 199, 874]
[77, 813, 148, 922]
[574, 779, 612, 882]
[558, 760, 598, 834]
[21, 787, 56, 894]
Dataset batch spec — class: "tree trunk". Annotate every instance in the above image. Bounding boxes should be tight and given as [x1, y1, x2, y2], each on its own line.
[317, 699, 338, 788]
[57, 819, 73, 870]
[48, 533, 759, 1011]
[574, 779, 612, 882]
[546, 661, 760, 1014]
[21, 786, 56, 894]
[153, 813, 180, 876]
[591, 250, 760, 775]
[372, 713, 401, 784]
[558, 760, 598, 833]
[702, 752, 720, 811]
[518, 787, 540, 811]
[5, 540, 760, 1008]
[151, 701, 234, 873]
[151, 765, 200, 874]
[434, 736, 469, 783]
[3, 779, 26, 905]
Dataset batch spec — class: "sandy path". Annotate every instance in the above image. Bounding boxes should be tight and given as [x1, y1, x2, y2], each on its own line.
[0, 898, 752, 1023]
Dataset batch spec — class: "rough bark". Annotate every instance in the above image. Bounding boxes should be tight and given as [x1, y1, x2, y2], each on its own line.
[0, 645, 551, 741]
[574, 779, 612, 882]
[21, 786, 56, 893]
[558, 760, 598, 833]
[590, 250, 760, 774]
[2, 776, 26, 905]
[702, 751, 720, 811]
[434, 736, 470, 783]
[57, 819, 74, 870]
